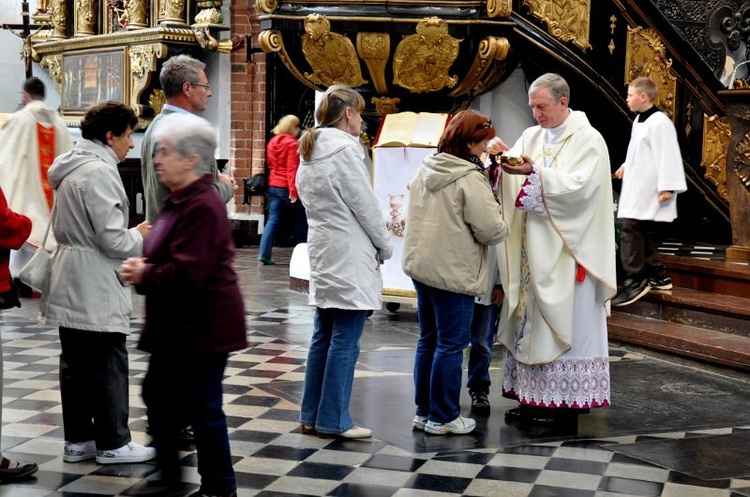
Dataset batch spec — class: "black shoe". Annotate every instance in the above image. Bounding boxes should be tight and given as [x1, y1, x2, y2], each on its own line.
[612, 278, 651, 307]
[648, 274, 673, 290]
[123, 480, 192, 497]
[470, 391, 490, 414]
[0, 458, 38, 482]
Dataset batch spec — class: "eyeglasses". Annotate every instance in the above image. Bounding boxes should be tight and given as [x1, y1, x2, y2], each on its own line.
[191, 82, 211, 90]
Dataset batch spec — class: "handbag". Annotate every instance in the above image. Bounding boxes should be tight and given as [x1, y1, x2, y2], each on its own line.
[246, 172, 267, 195]
[18, 205, 55, 293]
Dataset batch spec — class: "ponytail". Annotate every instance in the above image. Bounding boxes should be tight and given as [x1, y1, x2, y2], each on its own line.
[298, 84, 365, 162]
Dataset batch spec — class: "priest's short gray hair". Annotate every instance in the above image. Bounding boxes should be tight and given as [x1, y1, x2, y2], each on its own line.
[152, 113, 216, 174]
[529, 73, 570, 103]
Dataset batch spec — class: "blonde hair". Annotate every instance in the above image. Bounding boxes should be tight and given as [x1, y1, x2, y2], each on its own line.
[629, 76, 657, 102]
[299, 85, 365, 161]
[272, 115, 300, 136]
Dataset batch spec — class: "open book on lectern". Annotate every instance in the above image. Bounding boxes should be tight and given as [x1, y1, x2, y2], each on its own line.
[373, 112, 449, 148]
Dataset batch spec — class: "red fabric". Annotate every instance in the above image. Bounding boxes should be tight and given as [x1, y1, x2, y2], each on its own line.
[36, 123, 56, 210]
[266, 134, 301, 199]
[576, 263, 586, 282]
[0, 188, 32, 292]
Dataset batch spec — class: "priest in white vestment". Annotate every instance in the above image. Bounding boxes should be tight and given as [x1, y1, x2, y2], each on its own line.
[0, 77, 72, 277]
[489, 73, 617, 427]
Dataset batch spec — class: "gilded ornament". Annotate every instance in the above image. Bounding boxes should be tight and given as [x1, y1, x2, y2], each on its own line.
[255, 0, 277, 14]
[194, 27, 234, 53]
[523, 0, 592, 52]
[124, 0, 148, 29]
[624, 26, 677, 121]
[259, 30, 323, 92]
[371, 97, 401, 115]
[149, 89, 166, 115]
[701, 115, 730, 201]
[50, 0, 68, 39]
[159, 0, 187, 25]
[357, 33, 390, 94]
[301, 14, 367, 88]
[449, 36, 509, 97]
[74, 0, 97, 36]
[194, 0, 223, 24]
[486, 0, 511, 18]
[685, 101, 693, 137]
[733, 131, 750, 192]
[129, 43, 166, 119]
[393, 17, 461, 93]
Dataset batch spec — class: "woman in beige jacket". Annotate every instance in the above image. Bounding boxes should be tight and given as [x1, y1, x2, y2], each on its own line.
[402, 110, 508, 435]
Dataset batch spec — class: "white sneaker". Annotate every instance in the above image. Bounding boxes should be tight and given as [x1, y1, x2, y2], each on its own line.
[96, 441, 156, 464]
[63, 440, 96, 462]
[412, 415, 427, 431]
[424, 415, 476, 435]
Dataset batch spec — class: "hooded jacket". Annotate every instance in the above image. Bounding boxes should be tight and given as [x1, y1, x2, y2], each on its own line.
[267, 133, 300, 198]
[402, 153, 508, 296]
[40, 139, 143, 333]
[296, 128, 393, 310]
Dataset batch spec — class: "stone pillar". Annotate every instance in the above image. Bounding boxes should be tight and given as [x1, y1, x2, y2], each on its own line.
[718, 89, 750, 261]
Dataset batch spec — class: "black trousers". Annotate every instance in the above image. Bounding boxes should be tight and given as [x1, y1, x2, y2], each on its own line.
[619, 219, 666, 280]
[59, 327, 130, 450]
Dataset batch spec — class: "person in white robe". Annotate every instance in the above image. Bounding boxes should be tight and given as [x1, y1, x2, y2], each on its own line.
[0, 77, 72, 277]
[612, 76, 687, 307]
[488, 73, 617, 427]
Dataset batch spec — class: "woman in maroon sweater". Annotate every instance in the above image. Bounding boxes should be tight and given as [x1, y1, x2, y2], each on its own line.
[0, 187, 38, 481]
[258, 114, 308, 265]
[121, 113, 247, 497]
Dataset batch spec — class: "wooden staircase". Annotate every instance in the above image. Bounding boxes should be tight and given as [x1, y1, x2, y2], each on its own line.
[607, 254, 750, 373]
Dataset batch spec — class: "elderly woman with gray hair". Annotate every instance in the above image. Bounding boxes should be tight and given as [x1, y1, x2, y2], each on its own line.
[121, 113, 247, 497]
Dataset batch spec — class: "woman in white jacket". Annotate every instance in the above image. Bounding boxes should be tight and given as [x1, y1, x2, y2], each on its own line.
[40, 102, 154, 465]
[296, 85, 392, 439]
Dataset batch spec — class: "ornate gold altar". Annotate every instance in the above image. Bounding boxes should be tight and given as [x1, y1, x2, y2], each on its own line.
[256, 1, 516, 114]
[28, 0, 237, 125]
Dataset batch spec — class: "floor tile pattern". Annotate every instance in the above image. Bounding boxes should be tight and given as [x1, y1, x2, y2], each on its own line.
[1, 247, 749, 496]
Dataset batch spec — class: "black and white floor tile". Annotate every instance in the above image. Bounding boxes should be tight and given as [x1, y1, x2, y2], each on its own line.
[1, 247, 750, 497]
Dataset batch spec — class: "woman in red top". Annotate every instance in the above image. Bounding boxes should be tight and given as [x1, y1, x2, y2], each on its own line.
[259, 115, 308, 265]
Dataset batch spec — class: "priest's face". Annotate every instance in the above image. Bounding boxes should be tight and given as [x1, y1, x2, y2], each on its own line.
[529, 87, 569, 129]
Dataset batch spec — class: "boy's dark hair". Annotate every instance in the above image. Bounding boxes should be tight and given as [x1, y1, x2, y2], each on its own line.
[23, 77, 45, 100]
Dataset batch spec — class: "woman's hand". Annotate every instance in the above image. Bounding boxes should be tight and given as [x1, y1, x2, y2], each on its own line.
[120, 257, 146, 285]
[499, 154, 534, 175]
[136, 221, 152, 239]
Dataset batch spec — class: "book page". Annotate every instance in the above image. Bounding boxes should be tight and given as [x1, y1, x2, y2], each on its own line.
[374, 112, 417, 147]
[410, 113, 449, 147]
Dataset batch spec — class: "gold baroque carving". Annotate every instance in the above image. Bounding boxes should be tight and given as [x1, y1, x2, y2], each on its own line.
[357, 33, 390, 94]
[733, 131, 750, 193]
[74, 0, 97, 36]
[49, 0, 68, 39]
[149, 89, 166, 116]
[194, 28, 234, 53]
[371, 97, 401, 115]
[393, 17, 461, 93]
[523, 0, 592, 52]
[487, 0, 512, 18]
[449, 36, 509, 97]
[158, 0, 187, 26]
[255, 0, 277, 14]
[701, 115, 730, 201]
[302, 14, 367, 88]
[624, 26, 677, 121]
[130, 43, 166, 119]
[258, 30, 323, 92]
[124, 0, 149, 29]
[40, 55, 63, 93]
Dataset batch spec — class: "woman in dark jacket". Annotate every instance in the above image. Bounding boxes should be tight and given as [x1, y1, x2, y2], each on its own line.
[258, 114, 307, 265]
[121, 113, 247, 497]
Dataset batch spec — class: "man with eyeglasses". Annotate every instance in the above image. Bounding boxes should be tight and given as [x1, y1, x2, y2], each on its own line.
[140, 54, 236, 223]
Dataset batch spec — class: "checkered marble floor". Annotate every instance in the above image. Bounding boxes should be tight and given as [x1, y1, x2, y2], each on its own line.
[2, 247, 750, 497]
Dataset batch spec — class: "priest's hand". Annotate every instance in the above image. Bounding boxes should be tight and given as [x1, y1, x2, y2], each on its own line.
[500, 154, 534, 175]
[487, 137, 510, 155]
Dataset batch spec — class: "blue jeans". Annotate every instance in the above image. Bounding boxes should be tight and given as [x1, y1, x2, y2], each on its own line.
[300, 308, 368, 434]
[259, 186, 308, 260]
[143, 353, 235, 494]
[413, 280, 474, 424]
[467, 303, 497, 395]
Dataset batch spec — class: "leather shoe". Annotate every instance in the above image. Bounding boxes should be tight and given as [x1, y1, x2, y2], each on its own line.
[0, 458, 38, 482]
